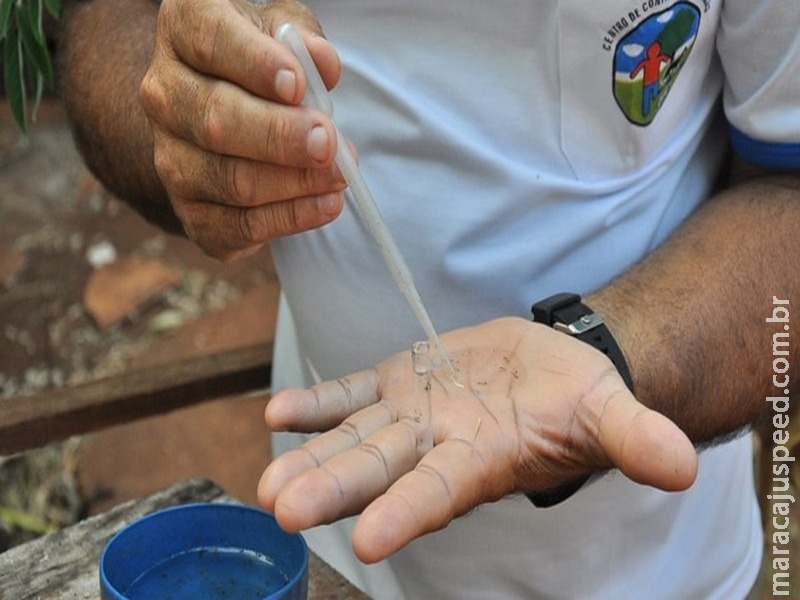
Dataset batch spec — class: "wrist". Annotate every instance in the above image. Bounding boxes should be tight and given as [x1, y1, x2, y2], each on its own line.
[524, 292, 633, 508]
[583, 290, 638, 389]
[532, 293, 634, 392]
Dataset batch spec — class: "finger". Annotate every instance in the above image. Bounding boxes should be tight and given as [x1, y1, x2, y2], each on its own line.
[271, 418, 425, 532]
[260, 398, 402, 511]
[171, 192, 344, 261]
[159, 0, 309, 103]
[258, 394, 397, 512]
[258, 446, 318, 513]
[294, 31, 341, 91]
[351, 436, 497, 564]
[265, 370, 382, 431]
[595, 386, 698, 491]
[259, 400, 399, 506]
[142, 72, 338, 167]
[152, 132, 346, 208]
[262, 9, 342, 92]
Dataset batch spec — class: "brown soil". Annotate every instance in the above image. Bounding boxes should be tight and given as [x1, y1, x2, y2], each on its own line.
[0, 99, 275, 546]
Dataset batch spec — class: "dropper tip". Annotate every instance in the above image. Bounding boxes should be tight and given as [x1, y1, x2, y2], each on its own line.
[434, 345, 463, 389]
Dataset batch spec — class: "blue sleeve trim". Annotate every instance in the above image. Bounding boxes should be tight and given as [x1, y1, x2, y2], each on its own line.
[729, 126, 800, 170]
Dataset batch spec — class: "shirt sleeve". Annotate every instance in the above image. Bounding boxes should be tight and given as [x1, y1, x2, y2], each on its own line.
[717, 2, 800, 169]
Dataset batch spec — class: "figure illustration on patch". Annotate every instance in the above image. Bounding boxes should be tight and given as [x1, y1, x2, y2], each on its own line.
[613, 2, 701, 126]
[630, 41, 671, 117]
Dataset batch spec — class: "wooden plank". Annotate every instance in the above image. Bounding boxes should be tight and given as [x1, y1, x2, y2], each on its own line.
[0, 343, 272, 455]
[0, 478, 369, 600]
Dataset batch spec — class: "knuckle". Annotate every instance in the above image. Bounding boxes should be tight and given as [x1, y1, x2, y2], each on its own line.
[138, 72, 168, 122]
[175, 210, 198, 242]
[197, 85, 229, 151]
[262, 114, 295, 163]
[192, 13, 225, 68]
[276, 200, 305, 233]
[295, 167, 321, 194]
[236, 207, 260, 245]
[282, 166, 342, 202]
[236, 195, 326, 246]
[226, 160, 259, 206]
[152, 144, 179, 187]
[151, 139, 195, 202]
[270, 199, 308, 238]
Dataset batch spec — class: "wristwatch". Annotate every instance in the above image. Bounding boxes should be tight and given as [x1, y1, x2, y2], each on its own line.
[532, 292, 633, 391]
[525, 293, 634, 508]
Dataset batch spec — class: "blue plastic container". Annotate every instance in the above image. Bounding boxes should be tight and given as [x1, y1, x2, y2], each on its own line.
[99, 503, 308, 600]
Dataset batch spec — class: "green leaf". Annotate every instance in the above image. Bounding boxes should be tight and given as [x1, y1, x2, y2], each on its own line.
[24, 0, 44, 46]
[3, 25, 28, 132]
[0, 0, 14, 38]
[1, 0, 62, 132]
[43, 0, 61, 20]
[18, 3, 52, 85]
[29, 68, 44, 124]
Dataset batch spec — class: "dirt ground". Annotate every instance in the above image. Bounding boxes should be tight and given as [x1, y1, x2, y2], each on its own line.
[0, 99, 276, 547]
[0, 99, 797, 597]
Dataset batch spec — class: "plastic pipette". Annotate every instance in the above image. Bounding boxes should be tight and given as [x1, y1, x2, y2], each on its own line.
[276, 23, 457, 379]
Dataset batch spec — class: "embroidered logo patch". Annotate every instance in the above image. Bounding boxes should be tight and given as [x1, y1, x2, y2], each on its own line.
[612, 2, 701, 126]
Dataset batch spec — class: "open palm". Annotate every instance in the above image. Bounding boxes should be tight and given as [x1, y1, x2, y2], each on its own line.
[258, 317, 697, 563]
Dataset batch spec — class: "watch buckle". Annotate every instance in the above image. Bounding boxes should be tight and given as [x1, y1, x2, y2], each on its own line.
[553, 312, 605, 335]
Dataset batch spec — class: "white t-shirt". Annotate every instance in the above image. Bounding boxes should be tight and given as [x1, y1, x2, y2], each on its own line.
[270, 1, 800, 598]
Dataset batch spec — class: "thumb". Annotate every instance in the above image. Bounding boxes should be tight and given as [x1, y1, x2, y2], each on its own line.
[597, 390, 698, 491]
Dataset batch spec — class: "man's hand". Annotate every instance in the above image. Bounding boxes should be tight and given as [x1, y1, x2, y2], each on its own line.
[257, 317, 698, 563]
[140, 0, 347, 261]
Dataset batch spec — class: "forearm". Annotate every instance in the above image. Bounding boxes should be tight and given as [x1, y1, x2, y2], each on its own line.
[589, 165, 800, 443]
[58, 0, 182, 233]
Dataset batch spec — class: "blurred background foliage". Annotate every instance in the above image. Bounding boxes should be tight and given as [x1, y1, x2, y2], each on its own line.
[1, 0, 61, 131]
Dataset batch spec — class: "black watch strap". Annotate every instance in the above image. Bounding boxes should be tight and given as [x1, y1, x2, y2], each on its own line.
[525, 293, 633, 508]
[532, 293, 634, 391]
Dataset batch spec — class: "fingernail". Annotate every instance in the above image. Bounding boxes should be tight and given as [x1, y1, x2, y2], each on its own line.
[275, 69, 296, 103]
[317, 193, 342, 216]
[307, 125, 330, 162]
